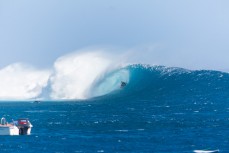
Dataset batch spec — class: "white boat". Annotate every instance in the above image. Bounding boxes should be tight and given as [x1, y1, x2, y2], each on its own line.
[0, 117, 33, 136]
[0, 118, 19, 135]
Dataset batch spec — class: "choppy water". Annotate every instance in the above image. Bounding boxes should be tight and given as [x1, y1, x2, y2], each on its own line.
[1, 65, 229, 152]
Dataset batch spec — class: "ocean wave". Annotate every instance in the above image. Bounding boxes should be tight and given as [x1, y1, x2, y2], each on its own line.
[0, 51, 229, 101]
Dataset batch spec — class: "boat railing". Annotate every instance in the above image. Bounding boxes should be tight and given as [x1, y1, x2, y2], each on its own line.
[1, 117, 7, 125]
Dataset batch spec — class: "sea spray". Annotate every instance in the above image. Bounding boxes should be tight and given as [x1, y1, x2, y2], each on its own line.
[0, 63, 50, 99]
[50, 52, 112, 99]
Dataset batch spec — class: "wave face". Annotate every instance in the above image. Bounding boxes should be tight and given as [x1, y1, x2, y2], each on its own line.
[89, 68, 130, 98]
[92, 64, 229, 102]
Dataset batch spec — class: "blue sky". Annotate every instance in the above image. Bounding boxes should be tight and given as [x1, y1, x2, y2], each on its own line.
[0, 0, 229, 70]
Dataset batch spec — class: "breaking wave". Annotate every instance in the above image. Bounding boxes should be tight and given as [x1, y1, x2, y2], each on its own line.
[0, 50, 229, 101]
[0, 51, 129, 100]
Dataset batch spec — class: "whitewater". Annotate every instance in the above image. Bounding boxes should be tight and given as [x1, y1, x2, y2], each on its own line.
[0, 51, 131, 100]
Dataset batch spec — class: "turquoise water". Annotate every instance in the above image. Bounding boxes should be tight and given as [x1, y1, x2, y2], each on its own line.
[1, 65, 229, 152]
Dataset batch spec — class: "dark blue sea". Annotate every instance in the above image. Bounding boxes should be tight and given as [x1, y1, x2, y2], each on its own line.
[1, 65, 229, 152]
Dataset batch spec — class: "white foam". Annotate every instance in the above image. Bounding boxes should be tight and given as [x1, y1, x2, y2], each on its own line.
[50, 51, 113, 99]
[193, 150, 219, 153]
[0, 63, 50, 100]
[0, 50, 130, 100]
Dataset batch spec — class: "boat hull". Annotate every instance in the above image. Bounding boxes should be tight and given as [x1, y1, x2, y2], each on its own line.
[0, 126, 19, 135]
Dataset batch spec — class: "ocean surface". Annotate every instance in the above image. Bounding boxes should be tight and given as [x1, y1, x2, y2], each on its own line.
[1, 65, 229, 152]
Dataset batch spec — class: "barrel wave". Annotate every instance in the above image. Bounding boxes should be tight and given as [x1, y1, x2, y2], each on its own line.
[93, 64, 229, 103]
[1, 50, 229, 102]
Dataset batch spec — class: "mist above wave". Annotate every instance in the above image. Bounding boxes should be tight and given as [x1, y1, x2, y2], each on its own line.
[0, 50, 128, 100]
